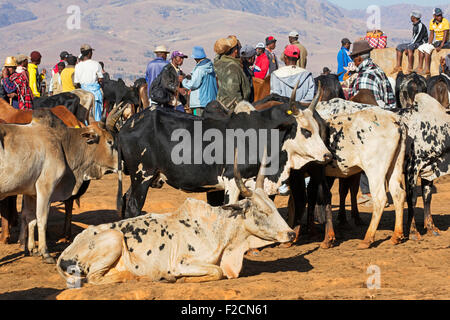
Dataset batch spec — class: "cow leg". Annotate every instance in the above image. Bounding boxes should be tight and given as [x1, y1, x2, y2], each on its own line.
[405, 169, 421, 240]
[175, 262, 224, 283]
[125, 179, 152, 218]
[0, 199, 10, 244]
[387, 160, 406, 245]
[337, 177, 349, 225]
[358, 173, 388, 249]
[35, 184, 55, 263]
[63, 199, 74, 242]
[321, 204, 336, 249]
[349, 173, 364, 226]
[287, 169, 306, 229]
[422, 180, 440, 236]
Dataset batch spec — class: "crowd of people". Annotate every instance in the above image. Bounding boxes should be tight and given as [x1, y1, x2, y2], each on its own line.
[1, 7, 449, 121]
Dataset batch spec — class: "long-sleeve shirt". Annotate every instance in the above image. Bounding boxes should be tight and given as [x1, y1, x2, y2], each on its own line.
[337, 47, 353, 81]
[145, 57, 169, 97]
[3, 73, 33, 109]
[254, 52, 270, 79]
[270, 65, 315, 103]
[28, 63, 43, 98]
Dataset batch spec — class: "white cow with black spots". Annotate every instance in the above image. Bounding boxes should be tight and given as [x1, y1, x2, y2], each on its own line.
[57, 159, 295, 285]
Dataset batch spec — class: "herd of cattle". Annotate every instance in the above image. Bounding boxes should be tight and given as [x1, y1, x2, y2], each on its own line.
[0, 71, 448, 285]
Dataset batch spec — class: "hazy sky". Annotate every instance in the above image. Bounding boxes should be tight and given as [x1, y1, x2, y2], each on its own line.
[328, 0, 445, 10]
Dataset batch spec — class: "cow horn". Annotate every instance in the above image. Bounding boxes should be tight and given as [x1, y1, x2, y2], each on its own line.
[105, 101, 127, 132]
[308, 81, 322, 113]
[289, 79, 301, 115]
[234, 149, 253, 198]
[255, 147, 267, 190]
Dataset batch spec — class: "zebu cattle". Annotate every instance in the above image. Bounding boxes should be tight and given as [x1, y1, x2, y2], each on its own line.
[117, 88, 332, 219]
[71, 89, 96, 124]
[103, 79, 140, 117]
[133, 78, 149, 112]
[57, 159, 295, 285]
[314, 74, 346, 101]
[33, 92, 89, 124]
[316, 94, 450, 239]
[427, 74, 450, 109]
[0, 106, 125, 263]
[395, 72, 427, 108]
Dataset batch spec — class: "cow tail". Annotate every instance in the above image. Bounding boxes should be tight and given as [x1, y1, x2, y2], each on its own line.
[117, 141, 124, 215]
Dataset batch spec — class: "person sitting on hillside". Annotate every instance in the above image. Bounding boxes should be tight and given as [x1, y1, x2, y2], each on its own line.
[270, 44, 315, 104]
[392, 11, 428, 75]
[417, 8, 450, 76]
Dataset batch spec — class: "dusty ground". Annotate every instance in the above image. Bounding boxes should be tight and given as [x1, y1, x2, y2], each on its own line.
[0, 174, 449, 300]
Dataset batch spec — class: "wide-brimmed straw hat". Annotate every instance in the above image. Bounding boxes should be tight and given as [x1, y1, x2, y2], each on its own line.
[154, 45, 170, 54]
[214, 36, 239, 55]
[4, 56, 18, 67]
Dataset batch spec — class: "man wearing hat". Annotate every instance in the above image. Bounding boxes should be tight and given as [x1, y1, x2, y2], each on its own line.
[348, 40, 395, 108]
[417, 8, 450, 76]
[214, 36, 251, 110]
[337, 38, 353, 81]
[240, 45, 257, 102]
[145, 45, 170, 98]
[49, 51, 70, 95]
[265, 36, 279, 75]
[182, 46, 217, 116]
[270, 44, 315, 104]
[2, 56, 33, 109]
[15, 54, 30, 77]
[74, 44, 104, 121]
[392, 11, 428, 75]
[281, 31, 308, 69]
[254, 42, 269, 79]
[150, 50, 188, 112]
[28, 51, 45, 98]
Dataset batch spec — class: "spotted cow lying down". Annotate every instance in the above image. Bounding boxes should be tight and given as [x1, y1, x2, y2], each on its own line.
[57, 160, 295, 285]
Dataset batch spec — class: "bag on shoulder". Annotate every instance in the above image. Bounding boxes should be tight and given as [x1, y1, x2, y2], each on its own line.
[149, 71, 171, 105]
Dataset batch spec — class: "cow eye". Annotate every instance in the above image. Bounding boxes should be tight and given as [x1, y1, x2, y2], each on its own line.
[301, 128, 312, 139]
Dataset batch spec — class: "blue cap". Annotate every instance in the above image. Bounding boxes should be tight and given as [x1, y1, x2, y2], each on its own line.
[191, 46, 206, 59]
[433, 8, 443, 16]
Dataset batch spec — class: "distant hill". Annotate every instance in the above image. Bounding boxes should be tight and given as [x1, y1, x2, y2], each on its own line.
[0, 0, 448, 83]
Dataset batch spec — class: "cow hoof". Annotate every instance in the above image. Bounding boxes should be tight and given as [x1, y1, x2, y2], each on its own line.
[320, 241, 333, 249]
[409, 232, 422, 241]
[357, 241, 371, 250]
[278, 242, 294, 248]
[31, 249, 40, 257]
[42, 254, 56, 264]
[426, 228, 441, 237]
[390, 234, 405, 245]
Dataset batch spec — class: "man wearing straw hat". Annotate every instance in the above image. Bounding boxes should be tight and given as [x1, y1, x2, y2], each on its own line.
[145, 45, 170, 98]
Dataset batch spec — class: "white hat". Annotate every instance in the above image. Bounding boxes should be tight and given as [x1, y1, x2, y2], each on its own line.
[154, 45, 170, 53]
[410, 10, 422, 19]
[255, 42, 265, 49]
[289, 31, 299, 38]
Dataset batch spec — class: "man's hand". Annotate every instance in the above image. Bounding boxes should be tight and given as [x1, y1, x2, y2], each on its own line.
[7, 93, 17, 98]
[178, 75, 185, 83]
[178, 88, 187, 95]
[2, 67, 9, 79]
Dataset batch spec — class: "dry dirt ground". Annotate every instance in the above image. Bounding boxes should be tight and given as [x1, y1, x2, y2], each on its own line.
[0, 174, 449, 300]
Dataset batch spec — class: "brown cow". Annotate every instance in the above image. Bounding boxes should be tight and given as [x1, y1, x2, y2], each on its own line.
[0, 98, 84, 128]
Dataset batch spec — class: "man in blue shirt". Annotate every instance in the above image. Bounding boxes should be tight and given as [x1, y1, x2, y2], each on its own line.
[337, 38, 353, 81]
[145, 45, 170, 98]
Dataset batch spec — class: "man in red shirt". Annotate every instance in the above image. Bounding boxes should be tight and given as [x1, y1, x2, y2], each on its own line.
[254, 42, 269, 79]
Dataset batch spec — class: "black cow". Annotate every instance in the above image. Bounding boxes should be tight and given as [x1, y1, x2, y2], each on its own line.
[33, 92, 88, 124]
[395, 72, 427, 108]
[314, 74, 346, 101]
[103, 79, 140, 114]
[117, 89, 332, 219]
[427, 74, 450, 109]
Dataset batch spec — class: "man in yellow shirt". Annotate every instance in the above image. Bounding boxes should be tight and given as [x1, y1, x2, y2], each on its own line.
[61, 55, 77, 92]
[28, 51, 46, 97]
[417, 8, 450, 76]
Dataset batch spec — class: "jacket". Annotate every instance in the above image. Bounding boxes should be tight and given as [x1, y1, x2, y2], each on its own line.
[150, 63, 184, 107]
[265, 49, 279, 75]
[28, 63, 43, 98]
[214, 55, 251, 108]
[281, 41, 308, 69]
[411, 20, 428, 45]
[182, 58, 217, 108]
[146, 57, 169, 96]
[270, 65, 315, 103]
[337, 47, 353, 81]
[254, 52, 270, 79]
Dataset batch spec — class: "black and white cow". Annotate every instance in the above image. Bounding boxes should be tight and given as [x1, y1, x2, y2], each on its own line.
[395, 72, 427, 108]
[117, 89, 332, 219]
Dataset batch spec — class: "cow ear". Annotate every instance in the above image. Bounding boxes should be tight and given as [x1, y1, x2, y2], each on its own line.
[81, 131, 100, 144]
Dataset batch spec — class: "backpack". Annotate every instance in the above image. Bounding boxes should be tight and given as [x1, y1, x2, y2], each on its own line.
[149, 69, 171, 105]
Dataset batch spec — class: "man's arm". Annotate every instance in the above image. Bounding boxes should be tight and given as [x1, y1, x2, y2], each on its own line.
[436, 30, 449, 52]
[254, 55, 269, 79]
[182, 68, 203, 91]
[300, 73, 315, 103]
